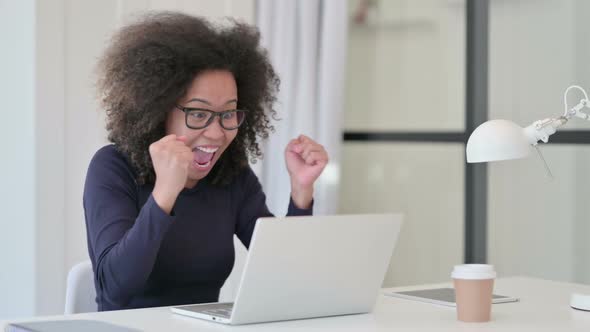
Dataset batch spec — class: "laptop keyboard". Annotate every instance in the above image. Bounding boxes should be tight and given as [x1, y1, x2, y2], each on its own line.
[201, 303, 234, 319]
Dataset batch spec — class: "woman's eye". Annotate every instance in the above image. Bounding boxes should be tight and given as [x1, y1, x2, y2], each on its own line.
[191, 112, 209, 119]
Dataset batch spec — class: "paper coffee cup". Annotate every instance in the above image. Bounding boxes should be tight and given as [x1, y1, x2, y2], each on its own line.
[451, 264, 496, 322]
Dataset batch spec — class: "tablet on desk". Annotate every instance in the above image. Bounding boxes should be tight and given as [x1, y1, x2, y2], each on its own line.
[384, 288, 519, 307]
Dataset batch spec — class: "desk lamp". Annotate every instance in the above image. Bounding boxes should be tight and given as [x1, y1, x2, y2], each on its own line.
[466, 85, 590, 311]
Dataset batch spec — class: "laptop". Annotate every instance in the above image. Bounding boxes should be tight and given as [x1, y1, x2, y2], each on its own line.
[171, 213, 403, 325]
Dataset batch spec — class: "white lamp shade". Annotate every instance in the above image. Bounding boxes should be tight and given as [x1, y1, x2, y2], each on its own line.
[466, 119, 532, 163]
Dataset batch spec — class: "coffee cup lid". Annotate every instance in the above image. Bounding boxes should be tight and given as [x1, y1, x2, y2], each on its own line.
[451, 264, 496, 280]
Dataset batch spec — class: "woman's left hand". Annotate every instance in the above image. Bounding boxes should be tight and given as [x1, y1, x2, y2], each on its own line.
[285, 135, 329, 208]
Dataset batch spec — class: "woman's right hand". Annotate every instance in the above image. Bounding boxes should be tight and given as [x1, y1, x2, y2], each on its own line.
[149, 134, 193, 214]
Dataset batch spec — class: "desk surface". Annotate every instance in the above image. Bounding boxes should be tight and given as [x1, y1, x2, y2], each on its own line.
[3, 277, 590, 331]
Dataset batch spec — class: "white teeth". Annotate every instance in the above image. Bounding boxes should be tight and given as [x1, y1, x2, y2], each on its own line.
[195, 146, 219, 153]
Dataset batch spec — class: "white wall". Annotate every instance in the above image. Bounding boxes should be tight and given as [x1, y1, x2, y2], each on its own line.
[571, 0, 590, 284]
[0, 0, 37, 319]
[0, 0, 254, 318]
[35, 0, 66, 316]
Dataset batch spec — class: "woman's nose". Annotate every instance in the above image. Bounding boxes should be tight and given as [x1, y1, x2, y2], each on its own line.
[203, 118, 225, 140]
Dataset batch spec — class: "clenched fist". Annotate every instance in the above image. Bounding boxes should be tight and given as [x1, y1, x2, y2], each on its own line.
[285, 135, 329, 209]
[150, 134, 193, 214]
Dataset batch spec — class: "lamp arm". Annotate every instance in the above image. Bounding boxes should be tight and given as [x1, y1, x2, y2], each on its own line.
[524, 85, 590, 145]
[563, 85, 590, 120]
[523, 117, 568, 145]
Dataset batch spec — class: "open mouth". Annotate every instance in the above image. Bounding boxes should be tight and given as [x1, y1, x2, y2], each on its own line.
[193, 146, 219, 169]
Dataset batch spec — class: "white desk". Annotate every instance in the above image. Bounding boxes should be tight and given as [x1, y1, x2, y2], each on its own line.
[3, 277, 590, 331]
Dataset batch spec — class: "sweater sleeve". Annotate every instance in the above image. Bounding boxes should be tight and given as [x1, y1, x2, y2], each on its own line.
[235, 167, 313, 248]
[83, 147, 175, 308]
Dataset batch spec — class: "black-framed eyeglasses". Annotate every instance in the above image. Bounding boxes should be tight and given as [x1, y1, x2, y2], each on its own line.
[175, 105, 247, 130]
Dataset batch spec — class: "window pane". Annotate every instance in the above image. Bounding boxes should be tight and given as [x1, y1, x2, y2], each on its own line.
[345, 0, 465, 131]
[339, 142, 465, 286]
[488, 145, 590, 283]
[490, 0, 590, 130]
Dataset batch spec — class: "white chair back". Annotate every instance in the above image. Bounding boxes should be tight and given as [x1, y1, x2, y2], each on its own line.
[64, 260, 97, 314]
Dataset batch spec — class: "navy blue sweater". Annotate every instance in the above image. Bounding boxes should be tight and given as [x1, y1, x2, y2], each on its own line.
[83, 145, 312, 311]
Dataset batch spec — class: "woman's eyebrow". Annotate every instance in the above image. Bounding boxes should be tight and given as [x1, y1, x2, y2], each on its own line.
[185, 98, 238, 105]
[186, 98, 211, 105]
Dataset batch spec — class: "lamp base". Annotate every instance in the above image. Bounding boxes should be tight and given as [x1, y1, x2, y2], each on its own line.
[571, 293, 590, 311]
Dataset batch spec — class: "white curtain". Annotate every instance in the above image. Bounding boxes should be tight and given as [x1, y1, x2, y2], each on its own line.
[220, 0, 348, 302]
[254, 0, 348, 216]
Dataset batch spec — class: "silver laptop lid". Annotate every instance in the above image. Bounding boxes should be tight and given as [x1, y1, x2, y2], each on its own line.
[230, 214, 402, 325]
